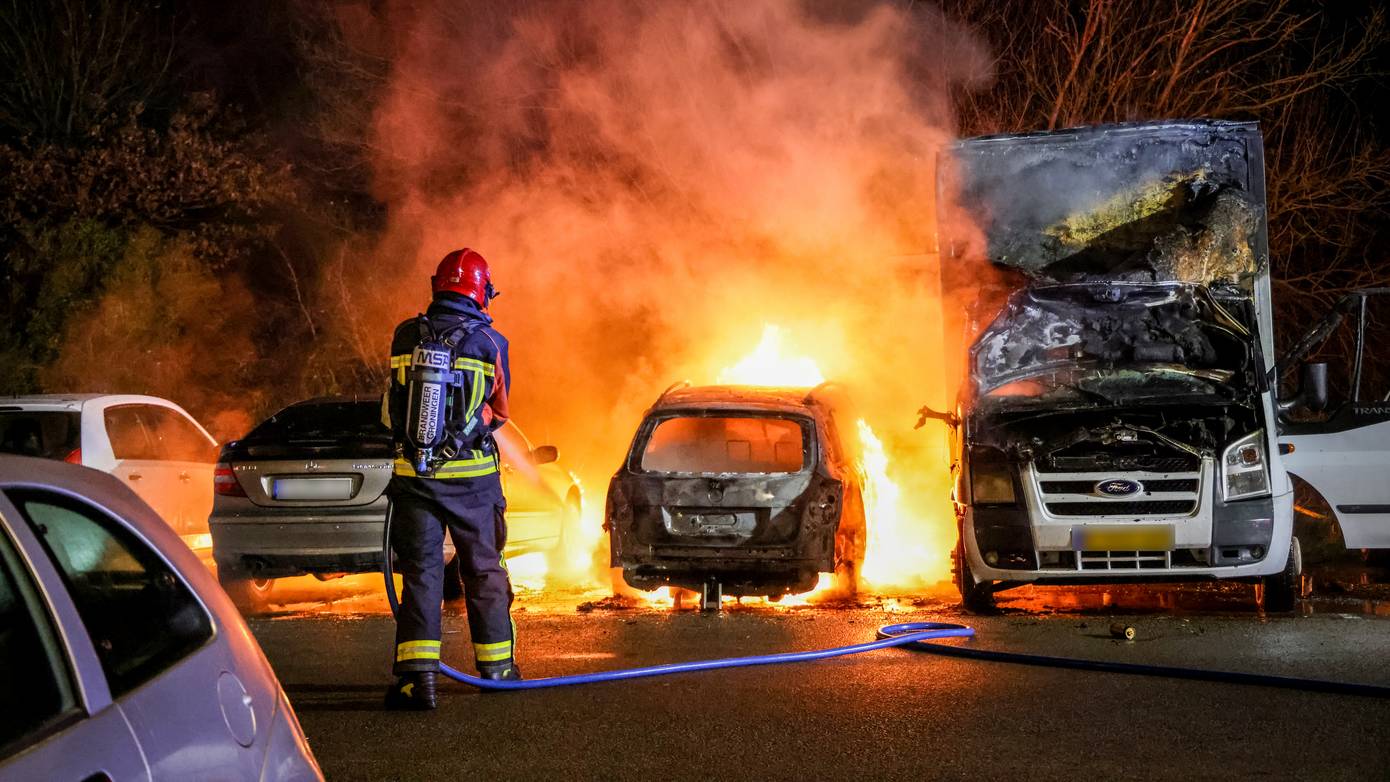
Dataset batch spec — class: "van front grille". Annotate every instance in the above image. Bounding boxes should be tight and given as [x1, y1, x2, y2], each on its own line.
[1045, 500, 1196, 517]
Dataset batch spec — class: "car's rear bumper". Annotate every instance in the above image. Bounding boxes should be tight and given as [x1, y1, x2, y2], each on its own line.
[617, 543, 829, 595]
[210, 507, 387, 578]
[210, 503, 565, 578]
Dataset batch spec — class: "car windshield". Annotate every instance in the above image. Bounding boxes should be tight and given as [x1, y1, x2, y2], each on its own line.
[982, 364, 1235, 408]
[640, 415, 808, 474]
[246, 401, 388, 442]
[0, 411, 81, 459]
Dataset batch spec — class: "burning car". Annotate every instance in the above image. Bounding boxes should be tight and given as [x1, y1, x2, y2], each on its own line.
[920, 120, 1353, 611]
[605, 383, 866, 608]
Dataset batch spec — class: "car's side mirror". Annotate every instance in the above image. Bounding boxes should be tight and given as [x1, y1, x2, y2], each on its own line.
[1279, 362, 1329, 414]
[915, 406, 959, 429]
[531, 445, 559, 465]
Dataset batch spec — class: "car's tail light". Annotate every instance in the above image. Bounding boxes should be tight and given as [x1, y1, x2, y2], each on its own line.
[62, 447, 82, 464]
[214, 463, 247, 497]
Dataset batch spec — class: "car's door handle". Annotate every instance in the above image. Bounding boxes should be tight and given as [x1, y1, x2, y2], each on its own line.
[128, 473, 143, 481]
[179, 472, 191, 482]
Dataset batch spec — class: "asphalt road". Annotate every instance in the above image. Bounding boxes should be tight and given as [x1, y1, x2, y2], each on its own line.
[250, 585, 1390, 781]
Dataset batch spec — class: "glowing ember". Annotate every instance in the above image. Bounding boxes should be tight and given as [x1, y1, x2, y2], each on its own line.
[507, 552, 549, 591]
[717, 325, 825, 387]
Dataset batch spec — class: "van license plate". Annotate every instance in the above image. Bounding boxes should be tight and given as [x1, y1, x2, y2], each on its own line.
[273, 477, 354, 501]
[1075, 525, 1174, 551]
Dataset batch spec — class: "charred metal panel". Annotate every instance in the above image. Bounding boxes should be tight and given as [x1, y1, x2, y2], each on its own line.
[938, 120, 1269, 283]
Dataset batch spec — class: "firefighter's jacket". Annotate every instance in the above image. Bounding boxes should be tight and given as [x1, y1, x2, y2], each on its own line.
[385, 292, 511, 506]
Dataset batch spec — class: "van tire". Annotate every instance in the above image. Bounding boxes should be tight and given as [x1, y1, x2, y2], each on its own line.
[1261, 538, 1302, 613]
[954, 538, 995, 613]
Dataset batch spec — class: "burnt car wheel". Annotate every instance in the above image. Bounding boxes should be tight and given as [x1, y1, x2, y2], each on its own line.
[832, 526, 864, 596]
[219, 573, 276, 614]
[1260, 537, 1302, 613]
[954, 537, 995, 612]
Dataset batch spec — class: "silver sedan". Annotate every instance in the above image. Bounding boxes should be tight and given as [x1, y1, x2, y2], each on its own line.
[0, 455, 321, 781]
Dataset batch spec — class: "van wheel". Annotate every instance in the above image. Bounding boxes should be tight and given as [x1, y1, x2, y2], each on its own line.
[1261, 538, 1303, 613]
[220, 573, 276, 614]
[954, 538, 995, 613]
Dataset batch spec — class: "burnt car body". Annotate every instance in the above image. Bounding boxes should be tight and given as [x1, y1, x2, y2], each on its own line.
[606, 384, 866, 604]
[926, 120, 1315, 610]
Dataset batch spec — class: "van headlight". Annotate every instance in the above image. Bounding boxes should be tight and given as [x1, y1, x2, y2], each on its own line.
[1222, 430, 1270, 501]
[970, 450, 1016, 505]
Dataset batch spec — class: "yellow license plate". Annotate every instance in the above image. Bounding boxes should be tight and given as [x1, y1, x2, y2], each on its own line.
[1075, 525, 1175, 551]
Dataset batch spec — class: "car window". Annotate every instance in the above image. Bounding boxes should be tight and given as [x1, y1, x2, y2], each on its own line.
[640, 416, 808, 474]
[105, 405, 156, 461]
[246, 401, 389, 441]
[0, 518, 79, 754]
[140, 406, 217, 463]
[0, 410, 81, 460]
[15, 492, 213, 697]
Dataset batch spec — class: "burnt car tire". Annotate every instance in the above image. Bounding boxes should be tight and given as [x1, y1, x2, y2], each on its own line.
[832, 526, 864, 596]
[1260, 538, 1302, 613]
[219, 573, 276, 614]
[954, 538, 995, 613]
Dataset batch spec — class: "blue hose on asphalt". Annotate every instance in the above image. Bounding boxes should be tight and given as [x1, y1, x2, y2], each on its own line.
[383, 501, 1390, 697]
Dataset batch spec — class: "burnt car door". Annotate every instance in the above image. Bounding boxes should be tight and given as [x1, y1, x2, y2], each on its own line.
[1278, 288, 1390, 549]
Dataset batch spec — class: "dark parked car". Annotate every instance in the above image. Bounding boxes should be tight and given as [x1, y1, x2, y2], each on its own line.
[606, 383, 866, 608]
[209, 397, 582, 611]
[0, 455, 320, 780]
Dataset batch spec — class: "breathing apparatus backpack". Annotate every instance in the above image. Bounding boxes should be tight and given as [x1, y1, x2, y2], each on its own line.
[402, 315, 486, 477]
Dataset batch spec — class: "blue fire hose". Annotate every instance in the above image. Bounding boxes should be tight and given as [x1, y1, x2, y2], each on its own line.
[382, 501, 1390, 697]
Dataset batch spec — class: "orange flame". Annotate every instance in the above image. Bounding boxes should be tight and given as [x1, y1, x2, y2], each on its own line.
[710, 323, 951, 597]
[717, 325, 826, 387]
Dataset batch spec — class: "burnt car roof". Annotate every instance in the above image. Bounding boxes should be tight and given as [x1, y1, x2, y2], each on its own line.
[649, 384, 822, 415]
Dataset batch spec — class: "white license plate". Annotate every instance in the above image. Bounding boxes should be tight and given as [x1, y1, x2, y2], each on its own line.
[1075, 524, 1175, 551]
[273, 477, 354, 501]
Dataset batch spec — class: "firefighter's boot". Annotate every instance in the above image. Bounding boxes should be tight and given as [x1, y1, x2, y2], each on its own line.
[478, 660, 522, 688]
[384, 671, 438, 710]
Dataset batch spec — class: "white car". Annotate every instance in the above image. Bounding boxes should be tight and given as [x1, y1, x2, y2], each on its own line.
[0, 395, 219, 557]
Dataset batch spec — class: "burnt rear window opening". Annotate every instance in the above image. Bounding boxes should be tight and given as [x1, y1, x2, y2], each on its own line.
[0, 411, 81, 459]
[639, 415, 809, 475]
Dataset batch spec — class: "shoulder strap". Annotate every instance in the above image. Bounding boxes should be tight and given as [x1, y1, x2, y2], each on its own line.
[440, 320, 481, 350]
[414, 314, 435, 343]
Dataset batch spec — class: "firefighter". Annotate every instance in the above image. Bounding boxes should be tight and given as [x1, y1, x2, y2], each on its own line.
[384, 248, 518, 711]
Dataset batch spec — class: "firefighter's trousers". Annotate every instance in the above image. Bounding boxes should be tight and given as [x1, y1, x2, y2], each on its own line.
[389, 493, 516, 674]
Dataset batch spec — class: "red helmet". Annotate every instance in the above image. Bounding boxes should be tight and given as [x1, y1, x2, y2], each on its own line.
[431, 248, 497, 307]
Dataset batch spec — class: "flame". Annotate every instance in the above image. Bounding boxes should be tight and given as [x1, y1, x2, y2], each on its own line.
[856, 420, 950, 591]
[717, 325, 825, 387]
[706, 323, 952, 598]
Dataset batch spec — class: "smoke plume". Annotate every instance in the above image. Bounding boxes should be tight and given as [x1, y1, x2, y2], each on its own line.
[330, 0, 991, 585]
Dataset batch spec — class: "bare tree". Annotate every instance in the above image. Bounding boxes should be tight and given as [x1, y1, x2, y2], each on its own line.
[939, 0, 1390, 349]
[0, 0, 181, 140]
